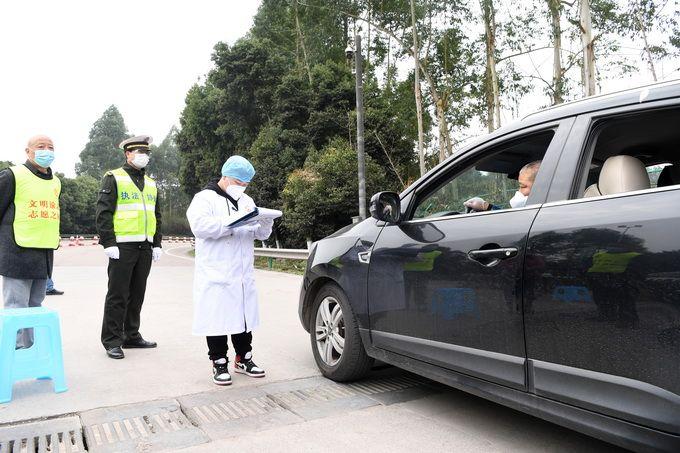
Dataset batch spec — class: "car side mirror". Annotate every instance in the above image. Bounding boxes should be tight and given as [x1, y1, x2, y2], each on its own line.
[370, 191, 401, 224]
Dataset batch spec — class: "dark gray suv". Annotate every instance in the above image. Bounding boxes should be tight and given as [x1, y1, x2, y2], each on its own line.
[298, 80, 680, 452]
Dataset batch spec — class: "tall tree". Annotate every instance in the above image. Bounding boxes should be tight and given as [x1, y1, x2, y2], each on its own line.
[251, 0, 357, 75]
[579, 0, 597, 96]
[615, 0, 678, 81]
[148, 126, 181, 192]
[148, 126, 191, 232]
[76, 105, 129, 179]
[176, 37, 290, 195]
[410, 0, 426, 173]
[547, 0, 566, 104]
[482, 0, 501, 131]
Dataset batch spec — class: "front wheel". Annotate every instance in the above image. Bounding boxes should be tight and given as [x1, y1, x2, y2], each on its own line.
[309, 283, 373, 381]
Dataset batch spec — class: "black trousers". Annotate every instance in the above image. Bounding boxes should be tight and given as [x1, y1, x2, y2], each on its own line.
[101, 244, 152, 349]
[207, 331, 252, 361]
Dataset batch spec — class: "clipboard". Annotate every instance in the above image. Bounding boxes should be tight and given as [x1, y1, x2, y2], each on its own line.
[227, 207, 282, 228]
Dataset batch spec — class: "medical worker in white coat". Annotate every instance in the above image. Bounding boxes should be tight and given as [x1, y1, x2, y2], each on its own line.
[186, 155, 273, 385]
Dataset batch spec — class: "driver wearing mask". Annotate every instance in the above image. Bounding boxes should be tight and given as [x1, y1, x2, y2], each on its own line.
[464, 160, 541, 212]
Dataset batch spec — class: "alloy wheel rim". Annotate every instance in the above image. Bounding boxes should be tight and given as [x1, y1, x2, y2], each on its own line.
[315, 296, 345, 366]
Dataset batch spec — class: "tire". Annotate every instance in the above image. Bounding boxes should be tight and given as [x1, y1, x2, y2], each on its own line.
[309, 283, 374, 382]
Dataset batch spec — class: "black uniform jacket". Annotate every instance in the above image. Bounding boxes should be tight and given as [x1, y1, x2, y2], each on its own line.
[95, 163, 162, 249]
[0, 160, 56, 279]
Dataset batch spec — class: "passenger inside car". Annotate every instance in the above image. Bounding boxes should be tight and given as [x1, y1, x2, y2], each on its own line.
[411, 129, 554, 220]
[464, 160, 542, 211]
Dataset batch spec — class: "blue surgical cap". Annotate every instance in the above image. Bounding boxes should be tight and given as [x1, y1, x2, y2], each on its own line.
[221, 155, 255, 183]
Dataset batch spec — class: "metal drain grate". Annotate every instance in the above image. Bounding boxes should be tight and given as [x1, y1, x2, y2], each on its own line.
[80, 399, 209, 453]
[85, 410, 188, 446]
[343, 375, 426, 395]
[0, 416, 86, 453]
[271, 384, 357, 407]
[190, 396, 281, 424]
[179, 388, 303, 439]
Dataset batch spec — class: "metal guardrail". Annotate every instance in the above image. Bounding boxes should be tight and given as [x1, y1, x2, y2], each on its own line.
[254, 248, 309, 260]
[60, 234, 310, 260]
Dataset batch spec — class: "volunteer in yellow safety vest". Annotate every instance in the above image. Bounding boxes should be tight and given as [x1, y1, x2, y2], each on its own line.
[0, 135, 61, 348]
[95, 135, 162, 359]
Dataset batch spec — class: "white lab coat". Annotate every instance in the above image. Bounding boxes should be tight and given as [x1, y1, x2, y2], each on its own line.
[186, 189, 273, 336]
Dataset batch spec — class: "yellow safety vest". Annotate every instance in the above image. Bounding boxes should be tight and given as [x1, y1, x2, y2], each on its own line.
[109, 168, 157, 243]
[10, 165, 61, 249]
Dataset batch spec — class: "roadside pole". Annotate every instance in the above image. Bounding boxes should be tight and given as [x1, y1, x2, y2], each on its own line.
[355, 34, 367, 220]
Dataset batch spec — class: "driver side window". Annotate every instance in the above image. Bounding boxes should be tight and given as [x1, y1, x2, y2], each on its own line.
[411, 129, 555, 220]
[413, 166, 518, 219]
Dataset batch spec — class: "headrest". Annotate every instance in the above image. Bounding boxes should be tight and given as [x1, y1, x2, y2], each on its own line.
[598, 155, 650, 195]
[583, 183, 601, 198]
[657, 164, 680, 187]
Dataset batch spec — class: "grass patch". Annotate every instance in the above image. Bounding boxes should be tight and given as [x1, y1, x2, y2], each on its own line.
[255, 256, 307, 275]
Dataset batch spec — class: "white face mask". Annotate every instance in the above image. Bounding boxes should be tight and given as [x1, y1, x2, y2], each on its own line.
[226, 184, 246, 200]
[131, 153, 150, 169]
[509, 191, 528, 209]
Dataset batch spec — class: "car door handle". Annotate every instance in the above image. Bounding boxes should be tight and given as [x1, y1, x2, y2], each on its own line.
[358, 251, 371, 264]
[468, 247, 518, 267]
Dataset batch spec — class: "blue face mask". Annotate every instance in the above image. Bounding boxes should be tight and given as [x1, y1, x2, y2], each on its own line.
[34, 150, 55, 168]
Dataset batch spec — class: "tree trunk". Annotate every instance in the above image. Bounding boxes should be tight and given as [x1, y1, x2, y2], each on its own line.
[436, 96, 450, 162]
[482, 0, 501, 132]
[636, 13, 658, 81]
[386, 34, 392, 90]
[367, 6, 372, 67]
[294, 0, 313, 85]
[410, 0, 426, 176]
[579, 0, 597, 97]
[420, 68, 452, 161]
[548, 0, 564, 104]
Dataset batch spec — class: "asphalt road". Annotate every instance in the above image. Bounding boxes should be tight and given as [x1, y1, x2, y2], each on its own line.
[0, 242, 625, 452]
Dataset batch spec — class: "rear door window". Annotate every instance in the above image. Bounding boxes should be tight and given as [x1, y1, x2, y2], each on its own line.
[574, 107, 680, 199]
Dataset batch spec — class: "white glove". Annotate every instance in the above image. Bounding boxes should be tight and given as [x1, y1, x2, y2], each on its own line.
[260, 218, 274, 229]
[464, 197, 489, 212]
[152, 247, 162, 262]
[239, 223, 260, 233]
[104, 246, 120, 260]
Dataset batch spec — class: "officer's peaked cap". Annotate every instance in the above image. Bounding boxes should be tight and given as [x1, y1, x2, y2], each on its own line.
[119, 135, 153, 151]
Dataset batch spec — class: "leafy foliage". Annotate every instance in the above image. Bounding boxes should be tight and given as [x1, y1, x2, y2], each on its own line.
[176, 38, 290, 195]
[282, 139, 388, 245]
[76, 105, 129, 179]
[57, 174, 99, 234]
[148, 126, 192, 235]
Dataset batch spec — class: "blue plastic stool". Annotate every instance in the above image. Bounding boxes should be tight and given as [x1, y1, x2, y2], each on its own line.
[0, 307, 67, 403]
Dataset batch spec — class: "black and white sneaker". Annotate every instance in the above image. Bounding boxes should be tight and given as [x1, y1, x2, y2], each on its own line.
[212, 358, 232, 385]
[234, 352, 266, 378]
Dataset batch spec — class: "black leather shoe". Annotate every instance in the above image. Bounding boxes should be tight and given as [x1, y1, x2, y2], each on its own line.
[122, 338, 157, 349]
[106, 346, 125, 359]
[46, 289, 64, 295]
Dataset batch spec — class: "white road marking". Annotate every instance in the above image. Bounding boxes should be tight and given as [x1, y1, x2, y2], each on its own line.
[162, 244, 195, 261]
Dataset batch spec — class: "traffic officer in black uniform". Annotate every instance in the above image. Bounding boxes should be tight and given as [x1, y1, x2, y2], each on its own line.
[96, 135, 163, 359]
